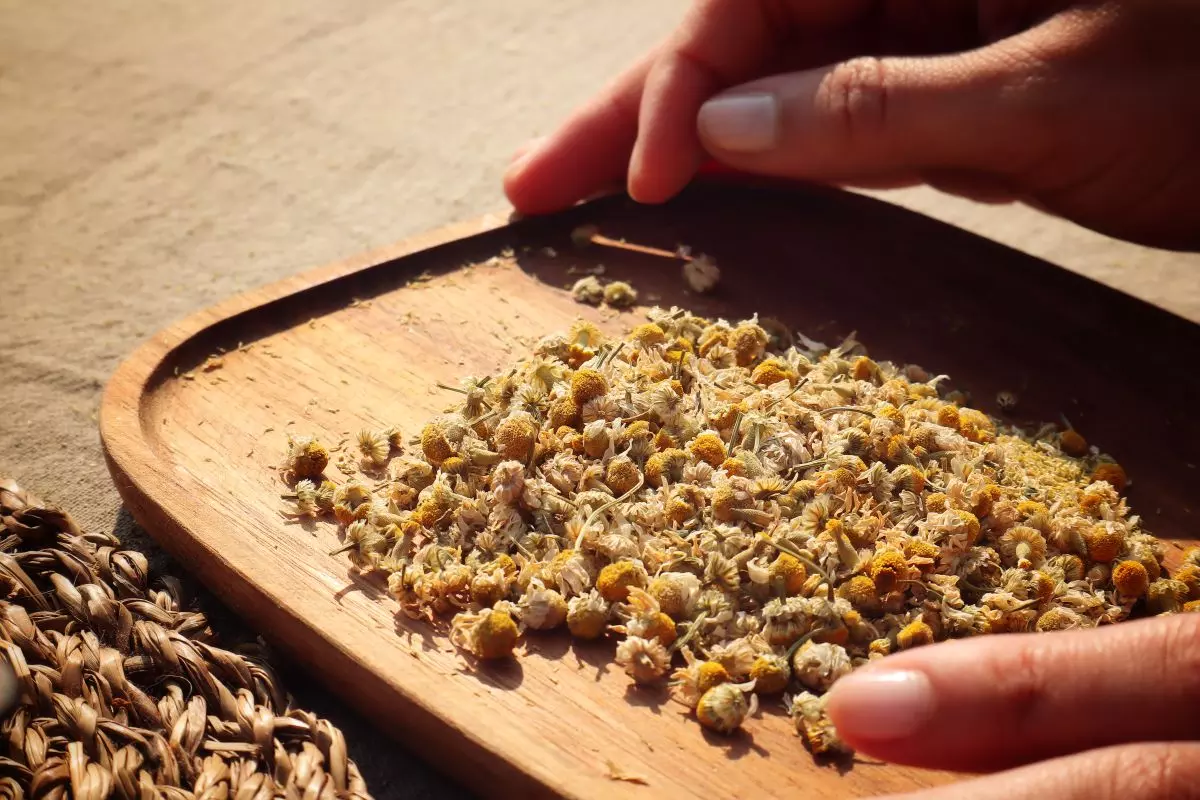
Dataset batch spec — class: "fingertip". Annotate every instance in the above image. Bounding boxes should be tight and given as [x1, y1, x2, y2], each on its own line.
[626, 141, 693, 205]
[626, 51, 714, 205]
[504, 49, 657, 215]
[825, 668, 937, 753]
[502, 144, 549, 215]
[501, 133, 599, 215]
[501, 158, 544, 215]
[508, 136, 547, 166]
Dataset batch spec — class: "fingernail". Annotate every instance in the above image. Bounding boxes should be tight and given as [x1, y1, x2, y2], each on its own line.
[506, 136, 547, 172]
[698, 93, 779, 153]
[825, 670, 936, 741]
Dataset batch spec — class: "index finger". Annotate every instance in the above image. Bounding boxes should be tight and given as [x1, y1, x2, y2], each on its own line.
[824, 614, 1200, 773]
[503, 49, 657, 215]
[629, 0, 872, 202]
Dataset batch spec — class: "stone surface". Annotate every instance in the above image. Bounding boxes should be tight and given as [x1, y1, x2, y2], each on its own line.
[2, 1, 1197, 795]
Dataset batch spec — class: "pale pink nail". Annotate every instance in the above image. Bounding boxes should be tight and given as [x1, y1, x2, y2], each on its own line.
[698, 93, 779, 153]
[825, 670, 936, 741]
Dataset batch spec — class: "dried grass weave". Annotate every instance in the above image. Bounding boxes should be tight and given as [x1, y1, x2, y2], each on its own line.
[0, 478, 374, 800]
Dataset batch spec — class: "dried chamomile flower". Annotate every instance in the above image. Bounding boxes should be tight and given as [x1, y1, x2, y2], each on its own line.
[791, 642, 852, 692]
[762, 597, 812, 647]
[706, 637, 760, 679]
[603, 281, 638, 309]
[343, 520, 391, 568]
[749, 654, 790, 695]
[647, 572, 701, 619]
[1084, 524, 1125, 563]
[597, 560, 648, 602]
[729, 323, 768, 367]
[751, 358, 797, 388]
[868, 550, 908, 594]
[489, 460, 526, 504]
[493, 415, 536, 462]
[582, 420, 611, 458]
[470, 567, 510, 608]
[332, 480, 373, 525]
[1036, 607, 1088, 631]
[1111, 560, 1149, 600]
[999, 526, 1047, 569]
[567, 590, 610, 639]
[613, 587, 677, 646]
[1147, 578, 1188, 614]
[1060, 429, 1089, 457]
[519, 579, 569, 630]
[548, 396, 582, 429]
[768, 553, 808, 596]
[311, 479, 336, 513]
[895, 620, 935, 650]
[571, 276, 604, 306]
[836, 575, 880, 615]
[645, 448, 688, 488]
[672, 648, 733, 708]
[630, 322, 667, 348]
[285, 435, 329, 479]
[570, 368, 608, 406]
[1092, 462, 1128, 493]
[786, 692, 849, 756]
[615, 635, 671, 684]
[450, 607, 520, 660]
[287, 479, 319, 517]
[357, 428, 392, 467]
[696, 682, 756, 735]
[421, 421, 455, 466]
[682, 254, 720, 294]
[281, 306, 1175, 756]
[1174, 564, 1200, 601]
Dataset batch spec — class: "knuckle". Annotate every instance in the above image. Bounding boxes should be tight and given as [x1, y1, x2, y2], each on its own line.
[816, 57, 890, 141]
[1103, 743, 1200, 799]
[989, 636, 1052, 736]
[1159, 615, 1200, 702]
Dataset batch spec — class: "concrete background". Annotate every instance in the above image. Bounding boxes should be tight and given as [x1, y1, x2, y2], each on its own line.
[2, 1, 1197, 795]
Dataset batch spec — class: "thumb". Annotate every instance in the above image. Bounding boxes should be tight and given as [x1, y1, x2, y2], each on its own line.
[822, 614, 1200, 773]
[695, 45, 1049, 183]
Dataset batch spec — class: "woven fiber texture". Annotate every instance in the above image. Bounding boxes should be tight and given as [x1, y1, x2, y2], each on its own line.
[0, 478, 373, 800]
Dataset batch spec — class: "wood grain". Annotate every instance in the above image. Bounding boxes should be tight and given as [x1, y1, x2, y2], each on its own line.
[100, 182, 1200, 799]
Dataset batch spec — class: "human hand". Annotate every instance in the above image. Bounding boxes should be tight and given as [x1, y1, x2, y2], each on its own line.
[504, 1, 1200, 250]
[822, 614, 1200, 799]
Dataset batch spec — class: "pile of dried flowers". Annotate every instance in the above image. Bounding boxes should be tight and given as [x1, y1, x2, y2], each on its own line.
[279, 309, 1200, 755]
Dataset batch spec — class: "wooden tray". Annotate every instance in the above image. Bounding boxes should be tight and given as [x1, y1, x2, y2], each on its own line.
[100, 182, 1200, 799]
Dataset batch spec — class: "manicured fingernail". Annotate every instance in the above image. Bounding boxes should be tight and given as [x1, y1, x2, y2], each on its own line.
[698, 93, 779, 153]
[825, 670, 936, 741]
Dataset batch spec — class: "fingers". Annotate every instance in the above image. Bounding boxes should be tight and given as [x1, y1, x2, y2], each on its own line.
[824, 615, 1200, 773]
[502, 49, 657, 215]
[628, 0, 874, 203]
[920, 168, 1020, 203]
[695, 27, 1058, 183]
[626, 0, 779, 203]
[881, 743, 1200, 800]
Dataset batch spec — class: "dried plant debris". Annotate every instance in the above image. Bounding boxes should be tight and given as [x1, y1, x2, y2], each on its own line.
[571, 277, 638, 309]
[0, 478, 374, 798]
[277, 309, 1199, 753]
[682, 253, 721, 294]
